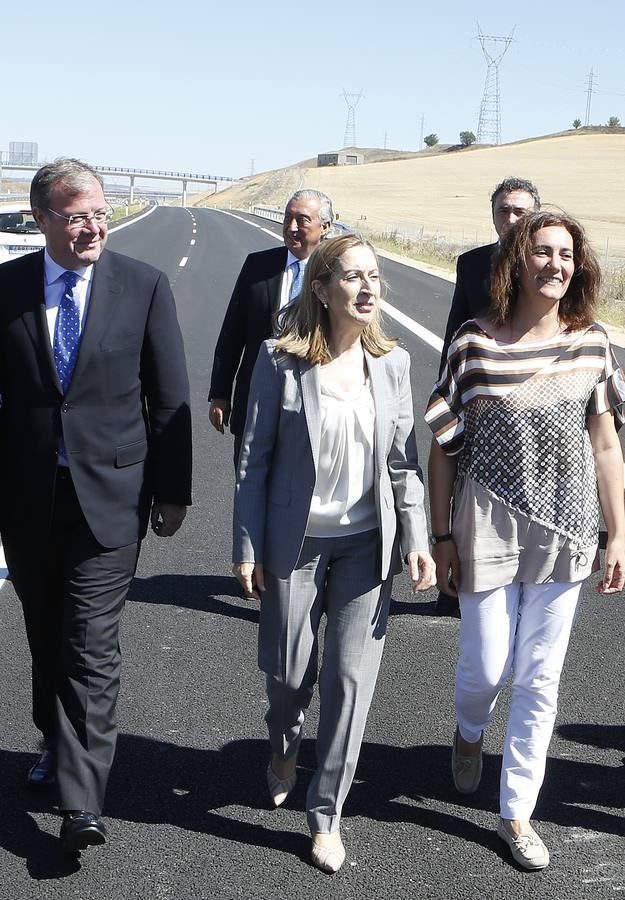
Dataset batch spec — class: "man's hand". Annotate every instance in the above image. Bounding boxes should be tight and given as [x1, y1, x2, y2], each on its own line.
[209, 399, 231, 433]
[151, 502, 187, 537]
[233, 562, 265, 601]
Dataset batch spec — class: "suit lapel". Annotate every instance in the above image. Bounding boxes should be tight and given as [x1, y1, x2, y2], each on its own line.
[68, 251, 122, 393]
[298, 356, 321, 473]
[365, 350, 388, 478]
[268, 247, 288, 315]
[20, 251, 63, 394]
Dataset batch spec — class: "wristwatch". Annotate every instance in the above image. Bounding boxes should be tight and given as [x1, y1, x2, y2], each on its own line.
[430, 532, 453, 545]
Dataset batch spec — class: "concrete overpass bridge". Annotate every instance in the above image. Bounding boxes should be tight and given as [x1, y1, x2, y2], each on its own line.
[0, 161, 240, 205]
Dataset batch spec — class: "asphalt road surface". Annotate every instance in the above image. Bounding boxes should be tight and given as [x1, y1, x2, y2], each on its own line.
[0, 207, 622, 900]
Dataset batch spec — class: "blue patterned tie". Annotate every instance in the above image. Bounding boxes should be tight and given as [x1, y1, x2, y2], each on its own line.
[54, 271, 81, 392]
[288, 260, 304, 302]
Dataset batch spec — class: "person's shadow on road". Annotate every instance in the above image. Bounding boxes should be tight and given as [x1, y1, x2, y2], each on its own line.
[126, 573, 439, 620]
[2, 725, 620, 876]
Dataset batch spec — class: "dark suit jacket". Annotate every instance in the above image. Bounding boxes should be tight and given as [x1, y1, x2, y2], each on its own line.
[209, 245, 287, 436]
[0, 248, 192, 549]
[440, 242, 498, 371]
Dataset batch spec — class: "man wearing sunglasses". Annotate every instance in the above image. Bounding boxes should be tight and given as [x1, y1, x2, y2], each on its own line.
[0, 158, 192, 852]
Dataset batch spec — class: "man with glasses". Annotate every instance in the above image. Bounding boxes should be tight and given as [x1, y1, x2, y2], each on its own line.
[0, 158, 192, 851]
[208, 189, 333, 467]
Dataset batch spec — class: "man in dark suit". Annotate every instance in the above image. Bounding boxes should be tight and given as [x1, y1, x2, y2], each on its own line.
[208, 190, 333, 465]
[435, 176, 540, 616]
[0, 158, 192, 850]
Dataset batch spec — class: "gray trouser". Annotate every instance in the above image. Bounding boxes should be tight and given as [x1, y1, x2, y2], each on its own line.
[260, 528, 392, 833]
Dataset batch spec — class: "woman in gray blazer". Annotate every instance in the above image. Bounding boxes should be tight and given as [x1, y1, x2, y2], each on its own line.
[233, 235, 435, 874]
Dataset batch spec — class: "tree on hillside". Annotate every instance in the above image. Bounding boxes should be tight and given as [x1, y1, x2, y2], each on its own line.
[607, 116, 621, 127]
[424, 133, 439, 147]
[572, 119, 581, 128]
[459, 131, 476, 147]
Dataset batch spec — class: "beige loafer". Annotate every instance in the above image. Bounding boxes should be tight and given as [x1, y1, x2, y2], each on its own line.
[497, 819, 550, 870]
[451, 727, 483, 794]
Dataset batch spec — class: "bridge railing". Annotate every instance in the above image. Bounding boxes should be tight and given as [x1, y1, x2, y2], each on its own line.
[96, 166, 238, 182]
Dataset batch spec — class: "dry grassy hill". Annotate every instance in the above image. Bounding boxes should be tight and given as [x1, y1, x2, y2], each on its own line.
[195, 131, 625, 265]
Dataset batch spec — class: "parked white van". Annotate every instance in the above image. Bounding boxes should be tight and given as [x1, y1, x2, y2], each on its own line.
[0, 204, 45, 264]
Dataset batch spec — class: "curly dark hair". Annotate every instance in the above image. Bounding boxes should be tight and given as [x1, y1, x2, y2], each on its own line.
[490, 210, 601, 330]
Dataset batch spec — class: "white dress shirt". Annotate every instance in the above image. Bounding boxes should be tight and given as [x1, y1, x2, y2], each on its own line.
[279, 251, 308, 310]
[43, 250, 94, 464]
[43, 249, 94, 345]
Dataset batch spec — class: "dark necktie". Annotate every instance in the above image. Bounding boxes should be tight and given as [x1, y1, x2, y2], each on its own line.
[54, 271, 81, 392]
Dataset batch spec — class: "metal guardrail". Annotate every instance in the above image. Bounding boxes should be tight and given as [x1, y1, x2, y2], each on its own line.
[252, 206, 283, 223]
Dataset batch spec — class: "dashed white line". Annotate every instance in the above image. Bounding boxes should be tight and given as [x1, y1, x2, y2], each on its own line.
[190, 239, 196, 246]
[179, 257, 188, 267]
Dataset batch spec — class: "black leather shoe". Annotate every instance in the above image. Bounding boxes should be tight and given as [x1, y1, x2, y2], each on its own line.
[27, 749, 57, 788]
[60, 811, 107, 852]
[434, 592, 461, 618]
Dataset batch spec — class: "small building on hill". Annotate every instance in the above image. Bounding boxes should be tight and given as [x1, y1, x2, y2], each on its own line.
[317, 151, 363, 167]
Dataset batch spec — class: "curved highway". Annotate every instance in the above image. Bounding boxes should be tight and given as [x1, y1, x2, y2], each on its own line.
[0, 207, 621, 899]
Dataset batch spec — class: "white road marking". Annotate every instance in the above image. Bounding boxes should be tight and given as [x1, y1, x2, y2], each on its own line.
[179, 257, 188, 267]
[108, 205, 157, 233]
[190, 239, 196, 246]
[380, 300, 444, 352]
[211, 209, 444, 351]
[0, 543, 8, 589]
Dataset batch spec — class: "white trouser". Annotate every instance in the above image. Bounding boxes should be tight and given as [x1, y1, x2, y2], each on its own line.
[456, 581, 582, 820]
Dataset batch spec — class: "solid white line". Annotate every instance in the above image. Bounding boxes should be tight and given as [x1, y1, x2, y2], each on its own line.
[0, 543, 7, 589]
[179, 257, 188, 267]
[108, 205, 157, 233]
[381, 300, 444, 352]
[211, 209, 444, 352]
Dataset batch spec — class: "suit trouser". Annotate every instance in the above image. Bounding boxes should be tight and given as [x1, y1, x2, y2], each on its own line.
[260, 528, 392, 833]
[4, 470, 139, 814]
[456, 581, 581, 820]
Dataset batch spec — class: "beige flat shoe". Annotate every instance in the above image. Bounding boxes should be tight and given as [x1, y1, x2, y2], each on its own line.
[310, 833, 345, 874]
[497, 819, 550, 870]
[266, 762, 297, 807]
[451, 726, 483, 794]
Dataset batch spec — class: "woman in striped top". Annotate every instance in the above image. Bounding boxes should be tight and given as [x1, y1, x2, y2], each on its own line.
[426, 211, 625, 870]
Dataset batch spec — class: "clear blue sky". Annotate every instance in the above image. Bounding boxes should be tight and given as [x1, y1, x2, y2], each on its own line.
[3, 0, 623, 178]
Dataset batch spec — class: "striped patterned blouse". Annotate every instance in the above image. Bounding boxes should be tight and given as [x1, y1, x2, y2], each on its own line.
[425, 320, 625, 591]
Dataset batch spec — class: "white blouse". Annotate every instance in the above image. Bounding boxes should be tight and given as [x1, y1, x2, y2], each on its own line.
[305, 373, 378, 538]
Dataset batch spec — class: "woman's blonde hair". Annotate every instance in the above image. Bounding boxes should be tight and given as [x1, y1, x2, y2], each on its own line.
[276, 234, 396, 362]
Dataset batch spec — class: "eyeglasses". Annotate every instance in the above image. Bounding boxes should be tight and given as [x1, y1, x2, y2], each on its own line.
[46, 207, 112, 229]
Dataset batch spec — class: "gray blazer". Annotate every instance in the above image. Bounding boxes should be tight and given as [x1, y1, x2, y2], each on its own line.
[233, 341, 428, 580]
